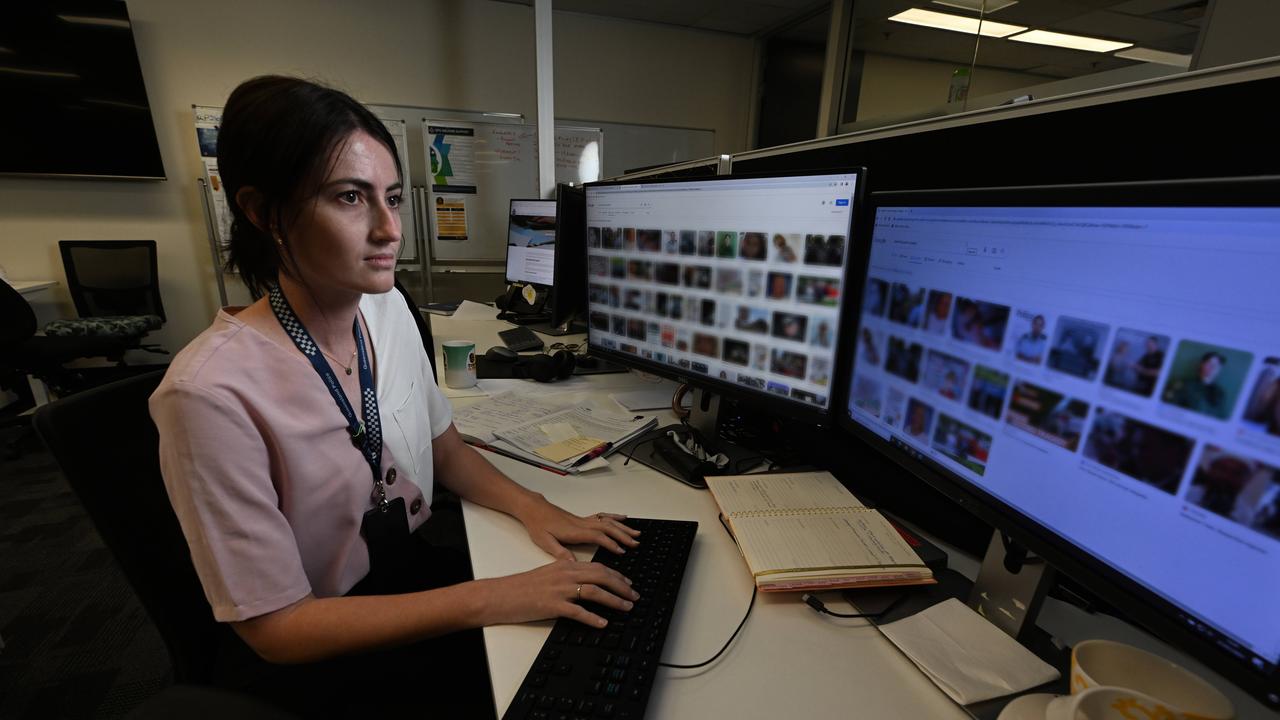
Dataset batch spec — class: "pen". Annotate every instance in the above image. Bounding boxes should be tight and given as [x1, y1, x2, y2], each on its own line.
[570, 441, 613, 468]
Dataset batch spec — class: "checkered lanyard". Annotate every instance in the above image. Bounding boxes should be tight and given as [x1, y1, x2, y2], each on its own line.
[268, 285, 389, 512]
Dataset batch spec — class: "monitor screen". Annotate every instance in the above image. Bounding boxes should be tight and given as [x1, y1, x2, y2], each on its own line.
[506, 199, 558, 286]
[585, 171, 861, 416]
[841, 184, 1280, 701]
[0, 1, 165, 179]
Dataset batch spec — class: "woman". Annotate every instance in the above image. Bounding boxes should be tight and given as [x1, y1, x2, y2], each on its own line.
[150, 76, 638, 715]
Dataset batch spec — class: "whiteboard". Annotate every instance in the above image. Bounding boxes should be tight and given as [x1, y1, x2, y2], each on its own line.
[563, 119, 715, 179]
[422, 120, 604, 262]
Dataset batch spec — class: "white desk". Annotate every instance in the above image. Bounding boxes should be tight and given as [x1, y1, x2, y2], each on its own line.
[9, 279, 58, 296]
[431, 307, 1271, 719]
[431, 309, 968, 719]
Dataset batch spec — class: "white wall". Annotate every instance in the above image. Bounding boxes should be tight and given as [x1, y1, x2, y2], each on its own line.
[0, 0, 754, 350]
[855, 52, 1049, 125]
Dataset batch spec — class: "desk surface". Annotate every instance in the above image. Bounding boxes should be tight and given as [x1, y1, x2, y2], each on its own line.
[430, 307, 1269, 720]
[432, 307, 968, 719]
[8, 279, 57, 295]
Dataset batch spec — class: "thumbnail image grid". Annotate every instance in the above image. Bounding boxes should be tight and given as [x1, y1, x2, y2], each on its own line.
[586, 224, 848, 409]
[848, 275, 1273, 514]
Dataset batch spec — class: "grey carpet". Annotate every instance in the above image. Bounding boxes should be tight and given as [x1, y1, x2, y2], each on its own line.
[0, 430, 170, 718]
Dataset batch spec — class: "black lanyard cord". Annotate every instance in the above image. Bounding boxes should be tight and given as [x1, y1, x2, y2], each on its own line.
[268, 285, 389, 511]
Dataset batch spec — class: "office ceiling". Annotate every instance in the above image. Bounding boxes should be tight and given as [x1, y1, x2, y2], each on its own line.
[499, 0, 1205, 80]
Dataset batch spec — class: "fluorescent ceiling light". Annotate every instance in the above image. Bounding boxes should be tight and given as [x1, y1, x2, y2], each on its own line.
[932, 0, 1018, 13]
[56, 14, 131, 29]
[1009, 29, 1133, 53]
[1115, 47, 1192, 68]
[889, 8, 1026, 38]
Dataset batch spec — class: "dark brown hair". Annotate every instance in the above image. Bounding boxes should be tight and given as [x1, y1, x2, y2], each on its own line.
[217, 75, 402, 298]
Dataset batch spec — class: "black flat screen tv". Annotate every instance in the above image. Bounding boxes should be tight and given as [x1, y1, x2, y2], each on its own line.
[0, 1, 165, 179]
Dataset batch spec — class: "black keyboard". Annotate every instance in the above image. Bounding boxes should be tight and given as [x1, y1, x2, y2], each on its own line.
[499, 326, 545, 352]
[502, 518, 698, 720]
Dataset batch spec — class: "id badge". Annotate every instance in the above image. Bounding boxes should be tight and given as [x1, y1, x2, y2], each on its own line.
[361, 496, 411, 586]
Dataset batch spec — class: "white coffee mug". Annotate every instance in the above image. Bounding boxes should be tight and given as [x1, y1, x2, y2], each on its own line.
[441, 340, 477, 389]
[1046, 686, 1192, 720]
[1070, 640, 1233, 720]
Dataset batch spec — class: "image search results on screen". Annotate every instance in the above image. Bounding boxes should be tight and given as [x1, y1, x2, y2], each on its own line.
[584, 176, 858, 412]
[844, 204, 1280, 667]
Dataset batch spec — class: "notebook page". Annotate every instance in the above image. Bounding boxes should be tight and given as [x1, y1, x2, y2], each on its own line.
[707, 471, 866, 516]
[731, 513, 923, 575]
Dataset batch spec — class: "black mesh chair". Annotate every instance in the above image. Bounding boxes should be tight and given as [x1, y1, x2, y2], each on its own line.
[394, 279, 437, 378]
[44, 240, 168, 356]
[33, 370, 225, 683]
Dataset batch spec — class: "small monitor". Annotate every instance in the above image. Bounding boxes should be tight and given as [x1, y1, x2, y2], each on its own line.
[838, 178, 1280, 708]
[584, 170, 863, 420]
[505, 199, 558, 286]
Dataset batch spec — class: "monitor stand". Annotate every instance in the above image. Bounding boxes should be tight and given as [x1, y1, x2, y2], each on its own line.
[527, 317, 587, 336]
[613, 388, 763, 487]
[859, 530, 1070, 720]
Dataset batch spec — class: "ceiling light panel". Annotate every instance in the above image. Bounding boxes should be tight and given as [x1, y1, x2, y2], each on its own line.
[1008, 29, 1133, 52]
[889, 8, 1027, 38]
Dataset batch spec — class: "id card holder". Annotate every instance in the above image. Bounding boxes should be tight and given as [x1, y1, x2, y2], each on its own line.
[361, 496, 411, 588]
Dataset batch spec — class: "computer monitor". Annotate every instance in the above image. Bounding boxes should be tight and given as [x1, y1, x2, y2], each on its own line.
[584, 170, 864, 423]
[505, 199, 558, 287]
[838, 178, 1280, 709]
[526, 184, 588, 336]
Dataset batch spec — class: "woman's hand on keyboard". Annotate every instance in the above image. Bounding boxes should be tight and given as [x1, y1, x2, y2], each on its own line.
[477, 558, 640, 629]
[515, 498, 641, 561]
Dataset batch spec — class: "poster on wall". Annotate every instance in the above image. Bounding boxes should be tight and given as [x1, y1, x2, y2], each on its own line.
[192, 105, 233, 265]
[426, 123, 478, 243]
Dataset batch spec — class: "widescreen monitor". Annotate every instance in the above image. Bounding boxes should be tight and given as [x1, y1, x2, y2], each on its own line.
[838, 179, 1280, 708]
[584, 170, 863, 420]
[505, 199, 558, 286]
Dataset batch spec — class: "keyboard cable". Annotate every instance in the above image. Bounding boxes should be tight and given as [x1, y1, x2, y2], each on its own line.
[658, 514, 758, 669]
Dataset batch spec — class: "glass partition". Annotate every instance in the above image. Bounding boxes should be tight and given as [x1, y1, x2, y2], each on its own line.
[834, 0, 1280, 135]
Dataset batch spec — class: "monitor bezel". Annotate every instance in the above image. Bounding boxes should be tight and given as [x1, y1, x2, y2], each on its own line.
[583, 167, 866, 425]
[504, 197, 559, 287]
[550, 184, 588, 329]
[836, 175, 1280, 708]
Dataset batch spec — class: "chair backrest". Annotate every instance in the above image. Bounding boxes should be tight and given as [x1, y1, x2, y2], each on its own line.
[0, 280, 37, 345]
[394, 279, 437, 378]
[33, 370, 220, 683]
[58, 240, 166, 322]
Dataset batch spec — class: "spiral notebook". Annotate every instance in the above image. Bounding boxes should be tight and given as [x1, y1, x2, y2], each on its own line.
[706, 471, 935, 592]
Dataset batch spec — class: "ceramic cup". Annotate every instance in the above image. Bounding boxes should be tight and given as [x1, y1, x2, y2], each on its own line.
[1046, 686, 1196, 720]
[1069, 640, 1233, 720]
[441, 340, 477, 389]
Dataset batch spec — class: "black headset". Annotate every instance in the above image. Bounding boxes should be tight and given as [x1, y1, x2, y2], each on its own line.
[510, 349, 576, 382]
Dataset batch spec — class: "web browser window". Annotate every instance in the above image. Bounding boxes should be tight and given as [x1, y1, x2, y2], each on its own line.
[586, 173, 859, 411]
[506, 199, 558, 286]
[846, 204, 1280, 668]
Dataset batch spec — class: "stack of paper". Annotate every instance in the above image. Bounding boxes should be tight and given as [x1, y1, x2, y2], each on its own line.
[453, 392, 656, 473]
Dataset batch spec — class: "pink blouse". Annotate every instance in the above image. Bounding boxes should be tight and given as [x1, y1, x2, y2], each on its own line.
[150, 291, 452, 621]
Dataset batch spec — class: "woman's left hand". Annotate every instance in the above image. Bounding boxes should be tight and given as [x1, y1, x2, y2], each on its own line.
[518, 499, 641, 561]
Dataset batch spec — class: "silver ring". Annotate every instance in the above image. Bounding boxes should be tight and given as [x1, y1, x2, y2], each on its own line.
[575, 584, 582, 602]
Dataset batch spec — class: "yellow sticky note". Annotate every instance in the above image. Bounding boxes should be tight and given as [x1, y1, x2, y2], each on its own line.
[535, 436, 605, 463]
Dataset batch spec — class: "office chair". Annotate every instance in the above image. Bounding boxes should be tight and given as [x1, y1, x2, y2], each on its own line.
[1, 280, 132, 457]
[43, 240, 168, 356]
[393, 279, 437, 378]
[33, 370, 225, 684]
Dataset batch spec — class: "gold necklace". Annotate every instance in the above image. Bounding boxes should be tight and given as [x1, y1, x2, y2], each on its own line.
[319, 345, 358, 375]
